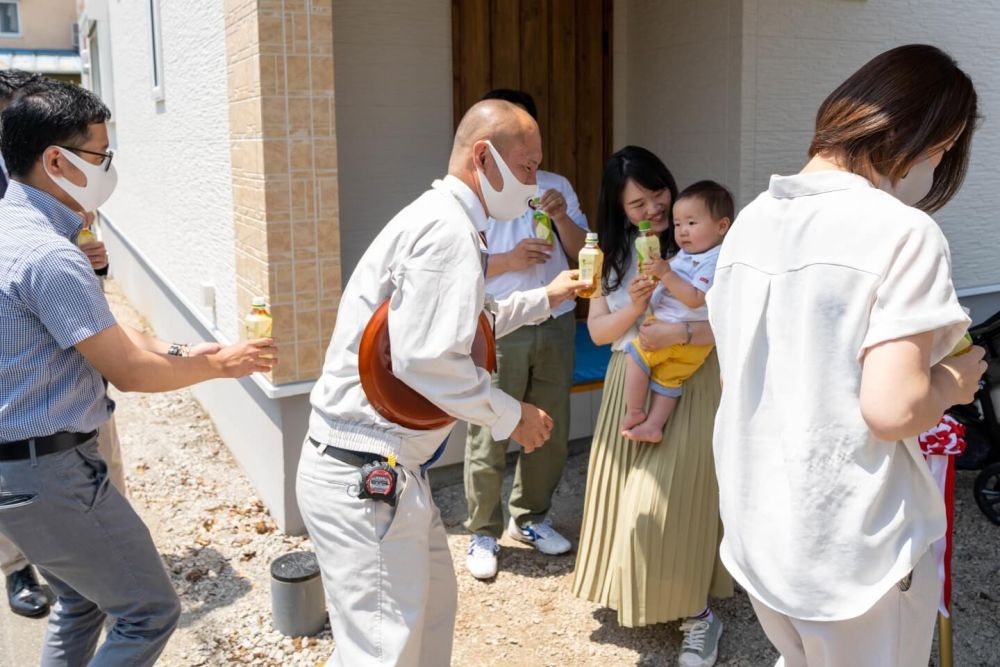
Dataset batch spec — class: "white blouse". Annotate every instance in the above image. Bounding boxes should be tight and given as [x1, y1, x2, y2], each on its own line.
[603, 247, 645, 351]
[708, 170, 969, 621]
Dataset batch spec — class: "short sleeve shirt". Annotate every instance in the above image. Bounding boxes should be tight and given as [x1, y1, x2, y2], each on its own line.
[706, 171, 969, 621]
[650, 245, 720, 323]
[0, 181, 116, 441]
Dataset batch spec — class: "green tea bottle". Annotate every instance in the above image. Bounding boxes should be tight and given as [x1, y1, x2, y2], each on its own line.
[245, 296, 273, 339]
[531, 197, 555, 244]
[634, 220, 661, 276]
[578, 232, 603, 299]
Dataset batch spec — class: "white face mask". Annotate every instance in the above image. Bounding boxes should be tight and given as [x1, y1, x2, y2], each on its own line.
[879, 158, 934, 207]
[476, 140, 537, 221]
[45, 146, 118, 212]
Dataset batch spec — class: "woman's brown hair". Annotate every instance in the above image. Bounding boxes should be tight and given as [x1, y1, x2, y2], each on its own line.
[809, 44, 978, 212]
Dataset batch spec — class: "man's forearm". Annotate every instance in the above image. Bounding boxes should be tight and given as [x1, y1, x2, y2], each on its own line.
[122, 324, 172, 355]
[116, 350, 222, 392]
[553, 215, 586, 258]
[486, 251, 515, 278]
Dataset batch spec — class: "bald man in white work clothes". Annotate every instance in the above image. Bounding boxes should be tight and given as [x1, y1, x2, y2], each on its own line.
[296, 100, 588, 666]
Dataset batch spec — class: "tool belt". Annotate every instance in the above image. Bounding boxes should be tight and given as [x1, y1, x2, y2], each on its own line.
[310, 437, 398, 506]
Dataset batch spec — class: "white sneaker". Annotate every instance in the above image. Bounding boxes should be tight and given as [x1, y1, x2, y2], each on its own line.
[506, 517, 571, 555]
[466, 534, 499, 580]
[678, 611, 723, 667]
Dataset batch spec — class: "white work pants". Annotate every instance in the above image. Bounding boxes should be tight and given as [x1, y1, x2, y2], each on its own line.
[751, 548, 940, 667]
[296, 439, 457, 666]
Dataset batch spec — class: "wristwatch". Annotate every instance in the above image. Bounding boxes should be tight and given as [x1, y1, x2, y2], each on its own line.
[167, 343, 190, 357]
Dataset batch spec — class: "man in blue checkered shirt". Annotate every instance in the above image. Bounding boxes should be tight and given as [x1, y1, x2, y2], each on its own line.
[0, 79, 277, 665]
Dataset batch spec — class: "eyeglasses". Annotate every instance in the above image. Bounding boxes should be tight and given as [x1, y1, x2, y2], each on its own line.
[59, 146, 115, 172]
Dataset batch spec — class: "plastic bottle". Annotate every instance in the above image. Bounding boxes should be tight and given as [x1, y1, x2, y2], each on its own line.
[245, 296, 273, 339]
[76, 228, 97, 247]
[950, 332, 973, 357]
[578, 232, 603, 299]
[634, 220, 661, 276]
[531, 197, 555, 244]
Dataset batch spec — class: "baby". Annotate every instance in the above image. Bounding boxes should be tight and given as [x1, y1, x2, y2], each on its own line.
[621, 180, 733, 442]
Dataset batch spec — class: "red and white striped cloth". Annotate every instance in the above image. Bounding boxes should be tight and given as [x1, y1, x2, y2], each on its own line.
[918, 414, 966, 617]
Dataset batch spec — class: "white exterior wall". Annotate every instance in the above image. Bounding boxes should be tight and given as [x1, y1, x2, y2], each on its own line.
[741, 0, 1000, 294]
[331, 0, 453, 277]
[613, 0, 743, 195]
[92, 0, 238, 340]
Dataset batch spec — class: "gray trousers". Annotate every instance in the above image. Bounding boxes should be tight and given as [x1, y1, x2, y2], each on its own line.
[464, 311, 575, 537]
[0, 438, 180, 666]
[0, 419, 127, 577]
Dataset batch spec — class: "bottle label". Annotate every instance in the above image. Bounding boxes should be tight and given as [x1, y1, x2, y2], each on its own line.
[578, 250, 603, 299]
[245, 315, 272, 339]
[533, 211, 554, 243]
[635, 236, 661, 273]
[579, 254, 597, 282]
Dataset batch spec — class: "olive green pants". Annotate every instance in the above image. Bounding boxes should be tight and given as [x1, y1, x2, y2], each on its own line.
[464, 311, 575, 537]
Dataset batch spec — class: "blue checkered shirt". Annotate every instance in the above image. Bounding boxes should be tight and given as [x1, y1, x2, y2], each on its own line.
[0, 180, 116, 441]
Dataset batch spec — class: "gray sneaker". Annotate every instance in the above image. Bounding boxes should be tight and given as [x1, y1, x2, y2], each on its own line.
[678, 612, 723, 667]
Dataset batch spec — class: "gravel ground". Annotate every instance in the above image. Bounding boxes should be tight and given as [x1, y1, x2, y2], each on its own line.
[99, 280, 999, 666]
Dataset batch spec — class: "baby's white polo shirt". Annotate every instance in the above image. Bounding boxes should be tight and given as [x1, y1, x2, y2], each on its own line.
[706, 170, 970, 621]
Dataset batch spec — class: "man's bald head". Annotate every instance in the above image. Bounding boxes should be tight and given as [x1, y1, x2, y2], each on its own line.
[448, 99, 541, 175]
[447, 100, 542, 217]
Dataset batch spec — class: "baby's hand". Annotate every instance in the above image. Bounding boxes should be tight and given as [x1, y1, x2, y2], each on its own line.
[649, 258, 671, 280]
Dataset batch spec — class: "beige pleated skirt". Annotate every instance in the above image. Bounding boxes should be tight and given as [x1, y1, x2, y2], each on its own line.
[572, 350, 733, 627]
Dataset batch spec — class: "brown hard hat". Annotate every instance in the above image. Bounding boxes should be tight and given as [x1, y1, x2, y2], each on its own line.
[358, 301, 497, 430]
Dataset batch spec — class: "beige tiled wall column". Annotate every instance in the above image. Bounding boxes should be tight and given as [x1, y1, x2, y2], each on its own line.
[224, 0, 340, 384]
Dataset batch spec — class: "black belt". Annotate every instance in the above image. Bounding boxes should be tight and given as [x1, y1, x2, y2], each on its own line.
[0, 431, 98, 462]
[309, 438, 386, 468]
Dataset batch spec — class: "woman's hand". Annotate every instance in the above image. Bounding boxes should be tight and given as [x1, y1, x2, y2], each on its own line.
[626, 275, 656, 313]
[935, 344, 987, 406]
[638, 319, 687, 350]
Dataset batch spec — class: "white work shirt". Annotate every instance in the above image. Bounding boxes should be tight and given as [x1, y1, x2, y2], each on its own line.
[650, 245, 719, 323]
[484, 170, 588, 319]
[707, 171, 970, 621]
[602, 248, 644, 352]
[309, 176, 552, 467]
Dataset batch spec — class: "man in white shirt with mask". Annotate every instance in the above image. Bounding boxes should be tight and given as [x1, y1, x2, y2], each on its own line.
[298, 99, 587, 667]
[464, 89, 588, 579]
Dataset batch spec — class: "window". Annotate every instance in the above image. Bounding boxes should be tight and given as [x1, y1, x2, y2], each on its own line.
[148, 0, 164, 101]
[87, 23, 101, 100]
[0, 1, 20, 37]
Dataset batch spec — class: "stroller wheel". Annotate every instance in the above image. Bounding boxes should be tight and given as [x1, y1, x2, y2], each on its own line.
[974, 462, 1000, 526]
